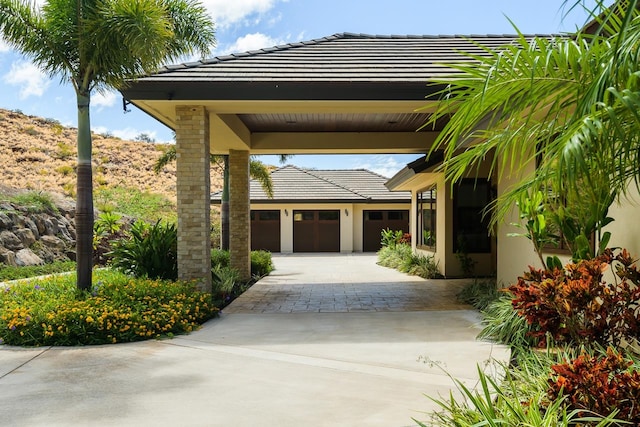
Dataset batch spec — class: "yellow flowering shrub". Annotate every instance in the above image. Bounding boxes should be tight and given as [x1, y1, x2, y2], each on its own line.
[0, 270, 218, 346]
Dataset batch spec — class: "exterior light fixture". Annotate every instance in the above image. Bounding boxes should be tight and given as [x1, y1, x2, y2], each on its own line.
[284, 209, 289, 216]
[345, 209, 349, 216]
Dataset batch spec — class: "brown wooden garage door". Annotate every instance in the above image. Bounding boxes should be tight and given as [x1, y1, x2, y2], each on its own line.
[293, 210, 340, 252]
[251, 210, 281, 252]
[363, 210, 409, 252]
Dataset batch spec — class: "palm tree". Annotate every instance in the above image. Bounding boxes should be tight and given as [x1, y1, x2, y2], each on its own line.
[423, 1, 640, 255]
[154, 146, 290, 249]
[0, 0, 215, 290]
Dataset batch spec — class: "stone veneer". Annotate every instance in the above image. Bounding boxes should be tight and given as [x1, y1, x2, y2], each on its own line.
[229, 150, 251, 280]
[175, 106, 212, 292]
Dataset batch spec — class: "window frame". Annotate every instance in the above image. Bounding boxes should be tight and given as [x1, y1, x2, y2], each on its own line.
[417, 186, 437, 249]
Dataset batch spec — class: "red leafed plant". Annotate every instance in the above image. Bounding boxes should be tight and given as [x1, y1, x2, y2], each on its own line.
[508, 248, 640, 347]
[547, 348, 640, 423]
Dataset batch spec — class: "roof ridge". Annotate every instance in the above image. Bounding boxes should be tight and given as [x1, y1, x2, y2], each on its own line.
[303, 168, 370, 200]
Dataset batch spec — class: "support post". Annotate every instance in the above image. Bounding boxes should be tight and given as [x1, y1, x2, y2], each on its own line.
[175, 105, 212, 292]
[229, 150, 251, 280]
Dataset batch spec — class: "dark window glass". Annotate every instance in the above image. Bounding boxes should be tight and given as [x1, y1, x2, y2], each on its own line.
[454, 180, 491, 253]
[387, 211, 404, 220]
[366, 211, 383, 221]
[319, 211, 339, 221]
[259, 211, 279, 221]
[250, 211, 256, 221]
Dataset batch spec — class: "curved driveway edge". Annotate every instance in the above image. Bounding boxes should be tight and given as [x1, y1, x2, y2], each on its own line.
[0, 254, 510, 426]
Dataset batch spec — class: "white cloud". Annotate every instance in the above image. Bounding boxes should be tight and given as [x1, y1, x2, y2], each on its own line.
[3, 61, 50, 99]
[92, 91, 118, 110]
[353, 156, 406, 179]
[222, 32, 285, 54]
[201, 0, 281, 28]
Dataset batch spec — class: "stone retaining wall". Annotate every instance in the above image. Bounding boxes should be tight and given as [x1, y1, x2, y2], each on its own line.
[0, 202, 76, 266]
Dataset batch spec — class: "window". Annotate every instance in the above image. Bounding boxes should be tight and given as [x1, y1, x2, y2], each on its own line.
[418, 187, 436, 247]
[318, 211, 339, 221]
[365, 211, 383, 221]
[387, 211, 405, 221]
[454, 179, 491, 253]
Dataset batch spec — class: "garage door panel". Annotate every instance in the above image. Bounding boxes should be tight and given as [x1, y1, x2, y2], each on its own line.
[251, 210, 280, 252]
[294, 210, 340, 252]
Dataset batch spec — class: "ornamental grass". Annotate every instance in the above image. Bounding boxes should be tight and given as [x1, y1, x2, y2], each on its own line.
[0, 269, 218, 346]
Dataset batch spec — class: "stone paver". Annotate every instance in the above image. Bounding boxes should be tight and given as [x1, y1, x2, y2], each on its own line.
[224, 253, 471, 313]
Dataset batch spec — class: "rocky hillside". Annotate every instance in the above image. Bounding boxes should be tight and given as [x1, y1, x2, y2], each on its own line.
[0, 108, 223, 201]
[0, 107, 224, 266]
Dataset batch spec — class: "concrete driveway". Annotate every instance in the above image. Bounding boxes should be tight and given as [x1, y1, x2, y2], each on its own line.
[0, 254, 509, 427]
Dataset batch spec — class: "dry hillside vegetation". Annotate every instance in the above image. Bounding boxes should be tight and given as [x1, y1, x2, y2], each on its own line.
[0, 108, 223, 202]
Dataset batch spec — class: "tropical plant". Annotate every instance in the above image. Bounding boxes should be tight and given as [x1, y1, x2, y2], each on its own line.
[422, 1, 639, 260]
[0, 0, 215, 290]
[547, 347, 640, 424]
[508, 248, 640, 348]
[110, 220, 178, 280]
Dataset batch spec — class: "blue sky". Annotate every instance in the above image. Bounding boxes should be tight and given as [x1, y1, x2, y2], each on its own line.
[0, 0, 597, 177]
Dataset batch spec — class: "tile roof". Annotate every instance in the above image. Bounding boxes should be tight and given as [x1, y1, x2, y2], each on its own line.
[124, 32, 560, 101]
[211, 165, 411, 203]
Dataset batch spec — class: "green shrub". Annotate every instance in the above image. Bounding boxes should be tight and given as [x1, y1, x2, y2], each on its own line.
[10, 191, 58, 214]
[211, 248, 230, 269]
[399, 251, 441, 279]
[251, 250, 273, 277]
[0, 269, 217, 346]
[477, 294, 539, 350]
[212, 265, 240, 301]
[457, 279, 501, 311]
[0, 261, 76, 282]
[377, 243, 412, 269]
[378, 244, 441, 279]
[211, 249, 273, 277]
[110, 220, 177, 280]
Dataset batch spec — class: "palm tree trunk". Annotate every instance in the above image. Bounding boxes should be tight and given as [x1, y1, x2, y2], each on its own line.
[76, 91, 94, 290]
[221, 155, 230, 250]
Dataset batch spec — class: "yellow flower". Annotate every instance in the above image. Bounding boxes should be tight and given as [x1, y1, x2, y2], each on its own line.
[85, 316, 94, 323]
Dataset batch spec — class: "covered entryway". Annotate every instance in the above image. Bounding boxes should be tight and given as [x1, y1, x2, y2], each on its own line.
[250, 210, 281, 252]
[120, 33, 511, 284]
[362, 210, 409, 252]
[293, 210, 340, 252]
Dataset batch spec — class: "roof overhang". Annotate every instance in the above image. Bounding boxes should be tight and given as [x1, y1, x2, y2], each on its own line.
[385, 152, 444, 191]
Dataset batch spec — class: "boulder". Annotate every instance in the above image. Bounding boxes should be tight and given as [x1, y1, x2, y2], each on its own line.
[44, 217, 59, 235]
[0, 247, 17, 267]
[32, 214, 47, 235]
[24, 217, 40, 240]
[0, 212, 12, 229]
[15, 248, 44, 266]
[40, 235, 65, 249]
[6, 211, 25, 229]
[0, 230, 23, 251]
[15, 228, 36, 247]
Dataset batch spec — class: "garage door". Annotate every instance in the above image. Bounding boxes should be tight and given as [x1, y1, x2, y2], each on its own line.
[363, 210, 409, 252]
[293, 210, 340, 252]
[251, 210, 281, 252]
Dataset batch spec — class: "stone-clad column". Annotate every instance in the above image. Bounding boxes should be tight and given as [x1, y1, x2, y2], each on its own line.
[229, 150, 251, 280]
[175, 105, 211, 292]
